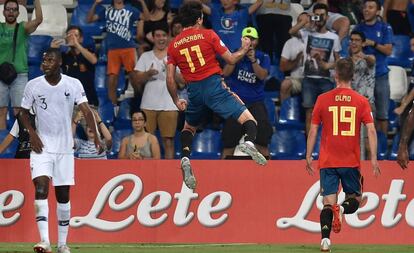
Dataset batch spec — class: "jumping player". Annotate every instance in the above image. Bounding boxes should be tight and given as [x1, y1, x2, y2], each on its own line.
[305, 58, 380, 252]
[166, 1, 267, 190]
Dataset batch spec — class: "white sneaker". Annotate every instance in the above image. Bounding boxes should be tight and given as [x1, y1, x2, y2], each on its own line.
[180, 157, 196, 190]
[57, 245, 71, 253]
[33, 241, 52, 253]
[320, 238, 331, 252]
[239, 141, 267, 165]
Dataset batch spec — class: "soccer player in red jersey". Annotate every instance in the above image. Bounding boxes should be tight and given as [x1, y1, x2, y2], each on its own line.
[166, 1, 267, 190]
[305, 58, 381, 252]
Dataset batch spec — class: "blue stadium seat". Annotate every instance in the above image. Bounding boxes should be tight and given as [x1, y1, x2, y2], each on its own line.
[108, 128, 133, 159]
[98, 99, 114, 125]
[0, 130, 18, 158]
[388, 134, 414, 160]
[388, 99, 399, 134]
[28, 65, 43, 80]
[340, 35, 350, 58]
[98, 38, 108, 64]
[276, 96, 305, 130]
[191, 129, 222, 159]
[28, 35, 53, 65]
[269, 63, 284, 82]
[113, 98, 132, 129]
[311, 128, 322, 160]
[269, 129, 306, 160]
[264, 96, 276, 126]
[94, 64, 107, 94]
[70, 4, 106, 36]
[389, 35, 413, 68]
[377, 131, 388, 160]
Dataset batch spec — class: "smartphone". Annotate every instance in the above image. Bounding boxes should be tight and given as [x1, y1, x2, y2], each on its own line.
[311, 15, 320, 22]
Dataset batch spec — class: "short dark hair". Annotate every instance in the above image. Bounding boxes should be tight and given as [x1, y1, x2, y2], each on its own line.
[4, 0, 19, 9]
[335, 58, 354, 82]
[178, 1, 203, 28]
[350, 30, 366, 42]
[313, 3, 328, 14]
[44, 47, 62, 60]
[66, 25, 83, 37]
[147, 0, 170, 13]
[131, 110, 147, 122]
[364, 0, 381, 11]
[151, 23, 169, 36]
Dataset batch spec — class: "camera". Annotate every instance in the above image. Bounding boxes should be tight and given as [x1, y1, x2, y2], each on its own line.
[311, 15, 321, 21]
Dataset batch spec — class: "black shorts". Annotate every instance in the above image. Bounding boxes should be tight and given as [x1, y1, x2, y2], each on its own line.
[222, 101, 273, 148]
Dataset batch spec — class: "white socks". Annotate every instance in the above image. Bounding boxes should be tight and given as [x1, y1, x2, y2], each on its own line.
[34, 199, 49, 244]
[57, 202, 71, 247]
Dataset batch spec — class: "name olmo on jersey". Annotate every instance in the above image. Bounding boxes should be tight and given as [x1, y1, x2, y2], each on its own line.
[1, 174, 413, 231]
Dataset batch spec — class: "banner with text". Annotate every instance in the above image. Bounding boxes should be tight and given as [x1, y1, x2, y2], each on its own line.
[0, 160, 413, 244]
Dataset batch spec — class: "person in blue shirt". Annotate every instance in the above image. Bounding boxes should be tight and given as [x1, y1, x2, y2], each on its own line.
[221, 27, 272, 158]
[354, 0, 393, 135]
[87, 0, 140, 116]
[201, 0, 263, 52]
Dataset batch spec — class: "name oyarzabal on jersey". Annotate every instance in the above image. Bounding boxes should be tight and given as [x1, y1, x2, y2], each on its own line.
[21, 75, 88, 154]
[167, 28, 228, 82]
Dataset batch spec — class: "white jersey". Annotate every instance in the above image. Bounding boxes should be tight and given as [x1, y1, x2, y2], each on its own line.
[21, 74, 88, 154]
[281, 36, 305, 78]
[135, 51, 178, 111]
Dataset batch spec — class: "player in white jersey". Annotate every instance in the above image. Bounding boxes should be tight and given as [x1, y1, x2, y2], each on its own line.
[19, 48, 103, 253]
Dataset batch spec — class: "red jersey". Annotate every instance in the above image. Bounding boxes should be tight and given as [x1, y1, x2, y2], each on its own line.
[167, 27, 228, 82]
[311, 87, 374, 169]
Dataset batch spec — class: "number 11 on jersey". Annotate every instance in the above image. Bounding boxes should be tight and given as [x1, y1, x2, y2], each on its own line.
[179, 45, 205, 73]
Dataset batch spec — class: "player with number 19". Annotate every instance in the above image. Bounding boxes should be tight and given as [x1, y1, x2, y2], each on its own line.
[166, 1, 267, 190]
[305, 58, 380, 252]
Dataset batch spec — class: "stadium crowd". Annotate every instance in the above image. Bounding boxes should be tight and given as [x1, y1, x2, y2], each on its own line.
[0, 0, 414, 161]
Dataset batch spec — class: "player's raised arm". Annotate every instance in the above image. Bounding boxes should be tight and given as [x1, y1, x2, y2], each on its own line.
[78, 102, 103, 154]
[221, 37, 251, 65]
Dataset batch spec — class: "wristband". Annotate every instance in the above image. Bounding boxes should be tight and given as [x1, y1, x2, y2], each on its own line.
[98, 121, 103, 125]
[251, 59, 257, 64]
[73, 120, 79, 125]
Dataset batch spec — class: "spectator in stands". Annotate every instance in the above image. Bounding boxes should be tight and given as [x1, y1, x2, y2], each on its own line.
[201, 0, 263, 52]
[133, 24, 179, 159]
[330, 0, 364, 25]
[289, 3, 341, 134]
[394, 36, 414, 129]
[51, 26, 99, 107]
[0, 0, 25, 5]
[118, 110, 161, 159]
[0, 0, 42, 130]
[137, 0, 174, 54]
[308, 0, 351, 41]
[382, 0, 411, 36]
[72, 108, 112, 159]
[0, 108, 35, 158]
[87, 0, 140, 116]
[279, 12, 308, 103]
[349, 30, 376, 159]
[354, 0, 393, 135]
[169, 15, 182, 39]
[255, 0, 292, 63]
[221, 27, 272, 158]
[349, 31, 376, 110]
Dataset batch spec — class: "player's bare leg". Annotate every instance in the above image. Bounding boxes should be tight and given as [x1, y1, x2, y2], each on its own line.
[238, 110, 267, 165]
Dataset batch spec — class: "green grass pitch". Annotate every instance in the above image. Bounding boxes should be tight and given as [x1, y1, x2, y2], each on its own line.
[1, 243, 414, 253]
